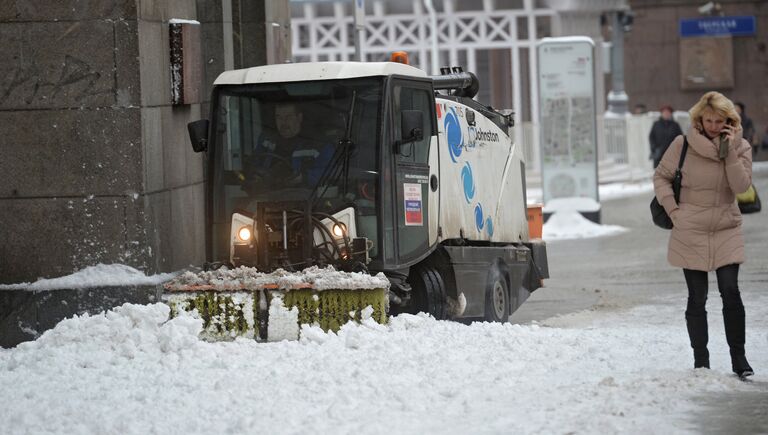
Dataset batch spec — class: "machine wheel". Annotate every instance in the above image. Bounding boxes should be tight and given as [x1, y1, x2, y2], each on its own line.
[409, 263, 447, 320]
[484, 266, 509, 323]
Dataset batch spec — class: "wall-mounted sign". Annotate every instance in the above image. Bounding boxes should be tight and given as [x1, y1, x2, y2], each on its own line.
[680, 16, 755, 38]
[537, 37, 599, 219]
[680, 36, 734, 90]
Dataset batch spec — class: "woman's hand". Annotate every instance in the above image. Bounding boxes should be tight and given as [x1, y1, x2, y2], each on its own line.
[670, 209, 680, 226]
[720, 124, 742, 148]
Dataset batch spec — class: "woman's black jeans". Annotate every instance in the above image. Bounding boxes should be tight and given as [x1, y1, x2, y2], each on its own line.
[683, 264, 746, 359]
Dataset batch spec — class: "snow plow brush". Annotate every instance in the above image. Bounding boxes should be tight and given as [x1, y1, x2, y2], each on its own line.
[162, 266, 389, 341]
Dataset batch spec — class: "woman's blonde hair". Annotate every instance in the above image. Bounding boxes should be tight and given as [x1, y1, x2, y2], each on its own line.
[689, 91, 741, 130]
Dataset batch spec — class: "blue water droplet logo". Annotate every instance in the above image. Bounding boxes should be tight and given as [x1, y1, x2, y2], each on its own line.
[444, 108, 463, 163]
[475, 204, 484, 230]
[486, 218, 494, 237]
[461, 162, 475, 203]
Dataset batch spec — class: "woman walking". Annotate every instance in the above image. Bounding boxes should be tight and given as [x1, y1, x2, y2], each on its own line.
[653, 91, 754, 378]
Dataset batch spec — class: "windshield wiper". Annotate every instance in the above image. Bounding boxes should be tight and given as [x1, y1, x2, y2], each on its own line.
[309, 90, 357, 208]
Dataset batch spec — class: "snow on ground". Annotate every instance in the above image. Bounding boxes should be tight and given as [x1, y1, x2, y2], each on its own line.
[527, 180, 647, 241]
[543, 210, 628, 241]
[543, 197, 601, 214]
[0, 264, 177, 291]
[526, 180, 654, 205]
[598, 180, 654, 200]
[1, 291, 766, 435]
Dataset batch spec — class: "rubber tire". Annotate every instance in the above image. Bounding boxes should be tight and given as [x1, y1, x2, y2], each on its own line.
[484, 266, 509, 323]
[409, 263, 447, 320]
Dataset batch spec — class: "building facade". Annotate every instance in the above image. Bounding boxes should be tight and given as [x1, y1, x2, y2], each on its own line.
[624, 0, 767, 142]
[0, 1, 291, 284]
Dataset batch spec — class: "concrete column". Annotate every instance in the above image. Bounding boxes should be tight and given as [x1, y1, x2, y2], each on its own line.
[233, 0, 291, 68]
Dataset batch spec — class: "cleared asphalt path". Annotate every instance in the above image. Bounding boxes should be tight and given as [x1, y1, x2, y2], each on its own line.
[511, 166, 768, 434]
[512, 166, 768, 323]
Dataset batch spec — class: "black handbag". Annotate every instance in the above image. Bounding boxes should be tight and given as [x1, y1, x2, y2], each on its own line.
[651, 136, 688, 229]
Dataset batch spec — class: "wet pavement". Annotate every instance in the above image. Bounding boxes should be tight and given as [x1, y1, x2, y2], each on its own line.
[512, 165, 768, 324]
[695, 386, 768, 435]
[510, 166, 768, 434]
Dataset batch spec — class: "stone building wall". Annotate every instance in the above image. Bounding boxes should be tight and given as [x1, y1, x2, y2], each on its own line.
[0, 1, 291, 284]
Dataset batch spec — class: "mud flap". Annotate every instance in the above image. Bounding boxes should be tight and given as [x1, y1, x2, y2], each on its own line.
[524, 240, 548, 292]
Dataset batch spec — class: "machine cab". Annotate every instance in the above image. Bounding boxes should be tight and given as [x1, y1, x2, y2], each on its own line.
[189, 62, 437, 274]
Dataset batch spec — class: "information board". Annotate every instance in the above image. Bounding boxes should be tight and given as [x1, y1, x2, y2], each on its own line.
[537, 37, 599, 207]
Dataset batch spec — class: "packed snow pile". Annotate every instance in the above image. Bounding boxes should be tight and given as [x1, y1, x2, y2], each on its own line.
[543, 210, 628, 241]
[165, 265, 390, 291]
[540, 196, 628, 241]
[267, 295, 300, 342]
[0, 264, 178, 291]
[2, 293, 766, 434]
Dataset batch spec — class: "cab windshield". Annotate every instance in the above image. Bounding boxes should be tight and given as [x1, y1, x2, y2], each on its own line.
[209, 77, 384, 261]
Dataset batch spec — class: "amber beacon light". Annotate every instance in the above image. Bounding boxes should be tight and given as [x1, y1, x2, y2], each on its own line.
[390, 51, 409, 65]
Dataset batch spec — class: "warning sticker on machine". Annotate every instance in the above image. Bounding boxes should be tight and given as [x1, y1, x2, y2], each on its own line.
[404, 183, 423, 226]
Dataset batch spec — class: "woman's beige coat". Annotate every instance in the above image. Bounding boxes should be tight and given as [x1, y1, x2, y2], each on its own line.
[653, 127, 752, 271]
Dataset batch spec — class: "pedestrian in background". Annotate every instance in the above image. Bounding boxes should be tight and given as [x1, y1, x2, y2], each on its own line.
[762, 125, 768, 151]
[653, 91, 754, 378]
[735, 102, 755, 155]
[649, 105, 683, 168]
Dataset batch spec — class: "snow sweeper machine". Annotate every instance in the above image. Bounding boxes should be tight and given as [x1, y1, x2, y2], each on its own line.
[165, 55, 548, 340]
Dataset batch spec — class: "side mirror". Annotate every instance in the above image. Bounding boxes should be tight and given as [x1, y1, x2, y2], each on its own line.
[400, 110, 424, 145]
[188, 119, 209, 152]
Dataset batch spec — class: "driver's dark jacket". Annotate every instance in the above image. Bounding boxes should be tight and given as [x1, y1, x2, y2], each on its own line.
[251, 133, 334, 186]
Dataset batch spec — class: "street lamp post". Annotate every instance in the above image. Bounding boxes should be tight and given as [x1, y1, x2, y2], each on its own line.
[354, 0, 365, 61]
[606, 10, 631, 115]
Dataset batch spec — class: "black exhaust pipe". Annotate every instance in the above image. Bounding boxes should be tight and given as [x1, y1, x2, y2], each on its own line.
[430, 71, 480, 99]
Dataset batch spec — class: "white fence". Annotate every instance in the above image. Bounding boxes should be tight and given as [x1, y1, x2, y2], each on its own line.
[521, 111, 691, 188]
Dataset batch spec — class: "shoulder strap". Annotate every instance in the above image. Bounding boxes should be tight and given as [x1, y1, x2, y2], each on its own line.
[677, 136, 689, 169]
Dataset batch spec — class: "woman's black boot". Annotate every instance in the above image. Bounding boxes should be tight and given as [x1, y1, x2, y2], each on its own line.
[721, 288, 752, 377]
[693, 349, 710, 369]
[686, 313, 709, 369]
[732, 355, 754, 378]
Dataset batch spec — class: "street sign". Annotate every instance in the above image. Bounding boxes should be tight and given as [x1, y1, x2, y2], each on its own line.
[537, 37, 599, 215]
[355, 0, 365, 29]
[679, 16, 756, 37]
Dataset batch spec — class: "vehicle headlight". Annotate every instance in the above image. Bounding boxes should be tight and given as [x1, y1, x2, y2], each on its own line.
[237, 226, 252, 242]
[332, 222, 347, 238]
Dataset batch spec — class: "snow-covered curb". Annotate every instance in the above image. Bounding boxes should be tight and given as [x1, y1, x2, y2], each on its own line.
[0, 264, 177, 291]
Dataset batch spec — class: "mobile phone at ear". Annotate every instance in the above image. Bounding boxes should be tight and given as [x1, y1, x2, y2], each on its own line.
[718, 119, 731, 159]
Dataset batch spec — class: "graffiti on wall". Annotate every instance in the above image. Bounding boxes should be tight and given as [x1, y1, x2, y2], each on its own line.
[2, 54, 109, 105]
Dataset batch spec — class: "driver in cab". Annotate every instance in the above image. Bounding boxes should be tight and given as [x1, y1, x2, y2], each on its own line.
[243, 103, 333, 194]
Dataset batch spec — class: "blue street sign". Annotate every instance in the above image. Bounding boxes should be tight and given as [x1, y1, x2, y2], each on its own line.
[680, 16, 756, 37]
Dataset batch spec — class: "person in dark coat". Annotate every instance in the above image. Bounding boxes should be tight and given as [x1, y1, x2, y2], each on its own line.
[649, 105, 683, 168]
[735, 102, 755, 155]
